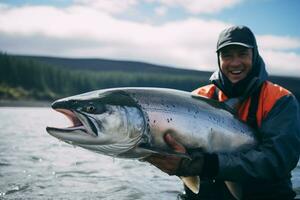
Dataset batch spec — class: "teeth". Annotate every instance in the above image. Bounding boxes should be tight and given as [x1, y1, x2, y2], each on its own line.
[231, 70, 242, 74]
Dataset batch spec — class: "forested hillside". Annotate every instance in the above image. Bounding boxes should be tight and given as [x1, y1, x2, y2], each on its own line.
[18, 55, 208, 75]
[1, 53, 300, 102]
[0, 53, 209, 100]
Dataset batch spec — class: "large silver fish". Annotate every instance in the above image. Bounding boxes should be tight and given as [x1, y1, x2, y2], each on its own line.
[46, 87, 257, 199]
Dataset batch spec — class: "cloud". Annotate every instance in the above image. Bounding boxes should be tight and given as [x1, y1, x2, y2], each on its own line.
[258, 35, 300, 76]
[257, 35, 300, 50]
[0, 3, 300, 77]
[261, 50, 300, 77]
[51, 0, 243, 16]
[0, 3, 10, 9]
[73, 0, 138, 14]
[145, 0, 243, 14]
[0, 4, 228, 70]
[154, 6, 168, 16]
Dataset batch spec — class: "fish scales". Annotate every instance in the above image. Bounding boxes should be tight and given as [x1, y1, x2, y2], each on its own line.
[46, 87, 257, 200]
[46, 87, 256, 158]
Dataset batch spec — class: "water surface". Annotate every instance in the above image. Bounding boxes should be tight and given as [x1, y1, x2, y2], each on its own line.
[0, 108, 299, 199]
[0, 108, 182, 199]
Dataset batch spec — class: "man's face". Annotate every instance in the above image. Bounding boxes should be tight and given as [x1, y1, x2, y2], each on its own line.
[219, 45, 253, 84]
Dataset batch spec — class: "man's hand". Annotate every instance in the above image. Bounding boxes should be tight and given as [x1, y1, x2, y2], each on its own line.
[146, 133, 186, 175]
[146, 133, 204, 177]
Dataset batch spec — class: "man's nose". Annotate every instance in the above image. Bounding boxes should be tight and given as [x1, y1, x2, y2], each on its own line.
[231, 55, 242, 66]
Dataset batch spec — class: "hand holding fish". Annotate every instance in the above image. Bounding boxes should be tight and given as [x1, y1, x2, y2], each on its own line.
[146, 133, 204, 177]
[146, 133, 186, 175]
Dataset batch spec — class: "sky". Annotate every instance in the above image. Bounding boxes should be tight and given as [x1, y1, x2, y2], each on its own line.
[0, 0, 300, 76]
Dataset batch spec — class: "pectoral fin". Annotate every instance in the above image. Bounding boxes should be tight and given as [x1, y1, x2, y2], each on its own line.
[225, 181, 242, 200]
[138, 144, 191, 159]
[180, 176, 200, 194]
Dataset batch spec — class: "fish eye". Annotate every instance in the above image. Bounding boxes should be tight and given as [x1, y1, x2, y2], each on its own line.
[85, 105, 96, 113]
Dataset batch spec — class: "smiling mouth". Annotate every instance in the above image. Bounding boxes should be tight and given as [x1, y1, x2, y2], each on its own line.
[230, 70, 243, 75]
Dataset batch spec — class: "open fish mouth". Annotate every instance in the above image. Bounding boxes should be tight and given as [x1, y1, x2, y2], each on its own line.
[46, 108, 87, 134]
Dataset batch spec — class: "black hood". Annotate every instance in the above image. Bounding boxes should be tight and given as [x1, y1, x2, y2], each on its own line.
[210, 25, 268, 99]
[210, 54, 268, 98]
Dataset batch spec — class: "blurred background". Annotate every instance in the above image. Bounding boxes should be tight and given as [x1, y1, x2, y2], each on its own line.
[0, 0, 299, 199]
[0, 0, 300, 103]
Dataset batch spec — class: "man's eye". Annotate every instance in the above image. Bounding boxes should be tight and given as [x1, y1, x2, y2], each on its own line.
[221, 54, 231, 59]
[239, 50, 249, 56]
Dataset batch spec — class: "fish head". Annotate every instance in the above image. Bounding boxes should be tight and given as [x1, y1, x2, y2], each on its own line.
[46, 89, 147, 156]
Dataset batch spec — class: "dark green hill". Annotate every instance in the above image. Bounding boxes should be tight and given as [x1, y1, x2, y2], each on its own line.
[1, 53, 300, 102]
[0, 53, 210, 100]
[17, 55, 211, 76]
[21, 55, 300, 101]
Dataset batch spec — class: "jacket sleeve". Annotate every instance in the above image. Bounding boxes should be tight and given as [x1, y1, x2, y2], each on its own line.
[216, 94, 300, 182]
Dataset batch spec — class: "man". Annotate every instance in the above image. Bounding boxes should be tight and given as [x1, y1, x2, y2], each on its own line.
[147, 25, 300, 199]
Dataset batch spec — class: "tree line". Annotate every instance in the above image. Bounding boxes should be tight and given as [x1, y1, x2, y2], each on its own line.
[0, 53, 209, 100]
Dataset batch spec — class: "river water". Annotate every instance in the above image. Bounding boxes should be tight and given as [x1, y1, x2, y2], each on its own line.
[0, 107, 299, 199]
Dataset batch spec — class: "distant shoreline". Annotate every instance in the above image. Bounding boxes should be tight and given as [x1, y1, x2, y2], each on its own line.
[0, 100, 51, 107]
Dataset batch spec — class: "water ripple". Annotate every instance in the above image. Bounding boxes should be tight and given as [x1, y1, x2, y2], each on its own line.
[0, 162, 11, 166]
[4, 184, 30, 195]
[0, 108, 299, 199]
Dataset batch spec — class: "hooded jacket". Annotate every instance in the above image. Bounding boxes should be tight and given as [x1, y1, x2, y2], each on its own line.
[188, 27, 300, 199]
